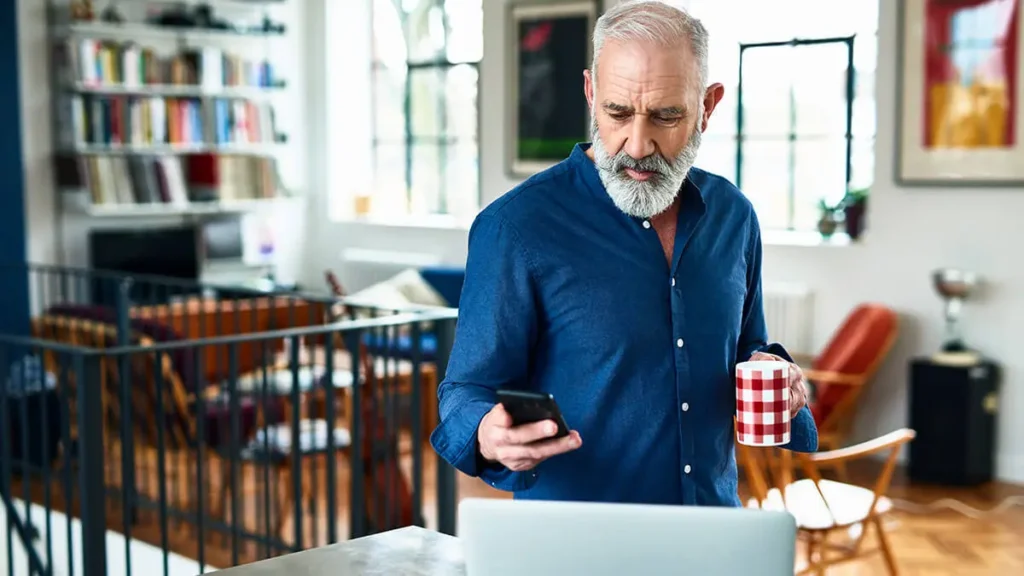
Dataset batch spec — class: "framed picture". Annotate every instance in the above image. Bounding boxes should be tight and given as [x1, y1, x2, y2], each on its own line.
[896, 0, 1024, 186]
[506, 0, 597, 178]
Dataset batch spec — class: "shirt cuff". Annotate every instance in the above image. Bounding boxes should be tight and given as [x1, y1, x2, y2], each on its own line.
[783, 405, 819, 453]
[429, 393, 540, 492]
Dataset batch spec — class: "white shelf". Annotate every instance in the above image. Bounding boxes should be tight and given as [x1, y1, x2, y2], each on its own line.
[62, 196, 298, 218]
[60, 143, 281, 156]
[66, 82, 284, 99]
[55, 21, 285, 44]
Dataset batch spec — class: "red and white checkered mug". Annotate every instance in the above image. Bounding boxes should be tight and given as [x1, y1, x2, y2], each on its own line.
[735, 360, 791, 446]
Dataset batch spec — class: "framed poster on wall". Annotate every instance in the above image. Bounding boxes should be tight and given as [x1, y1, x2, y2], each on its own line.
[506, 1, 597, 178]
[897, 0, 1024, 186]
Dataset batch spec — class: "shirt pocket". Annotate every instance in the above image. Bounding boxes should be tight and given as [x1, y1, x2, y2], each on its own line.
[685, 264, 747, 339]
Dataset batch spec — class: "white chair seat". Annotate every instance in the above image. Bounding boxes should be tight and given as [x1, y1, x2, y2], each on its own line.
[747, 479, 892, 530]
[230, 366, 360, 396]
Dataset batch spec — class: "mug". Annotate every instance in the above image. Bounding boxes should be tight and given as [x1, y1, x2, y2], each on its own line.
[735, 360, 791, 446]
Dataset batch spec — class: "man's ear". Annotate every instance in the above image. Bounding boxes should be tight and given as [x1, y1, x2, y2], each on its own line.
[583, 69, 595, 110]
[700, 82, 726, 132]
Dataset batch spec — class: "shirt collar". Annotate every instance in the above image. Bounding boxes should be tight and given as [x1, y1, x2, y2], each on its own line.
[569, 143, 708, 213]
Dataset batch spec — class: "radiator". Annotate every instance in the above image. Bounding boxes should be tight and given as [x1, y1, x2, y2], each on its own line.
[762, 283, 814, 356]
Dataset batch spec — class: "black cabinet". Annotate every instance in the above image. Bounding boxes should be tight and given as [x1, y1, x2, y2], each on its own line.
[908, 357, 999, 486]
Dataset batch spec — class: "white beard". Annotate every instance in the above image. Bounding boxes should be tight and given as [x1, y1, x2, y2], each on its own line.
[591, 117, 703, 219]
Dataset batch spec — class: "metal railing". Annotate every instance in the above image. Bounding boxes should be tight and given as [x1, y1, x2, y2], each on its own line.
[0, 265, 458, 576]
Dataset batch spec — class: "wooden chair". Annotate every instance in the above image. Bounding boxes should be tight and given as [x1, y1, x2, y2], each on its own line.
[32, 315, 309, 546]
[738, 429, 916, 575]
[802, 304, 898, 476]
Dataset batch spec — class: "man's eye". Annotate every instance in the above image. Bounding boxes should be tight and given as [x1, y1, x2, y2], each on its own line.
[653, 116, 681, 125]
[608, 112, 630, 121]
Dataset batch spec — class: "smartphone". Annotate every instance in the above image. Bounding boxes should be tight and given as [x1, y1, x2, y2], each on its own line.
[496, 389, 571, 440]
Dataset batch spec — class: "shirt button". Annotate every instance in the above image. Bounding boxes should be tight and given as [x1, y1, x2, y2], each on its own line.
[681, 402, 689, 412]
[670, 278, 676, 287]
[684, 464, 692, 474]
[642, 220, 651, 229]
[676, 338, 684, 348]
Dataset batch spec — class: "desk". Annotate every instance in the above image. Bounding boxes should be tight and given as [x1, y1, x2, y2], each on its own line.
[207, 526, 464, 575]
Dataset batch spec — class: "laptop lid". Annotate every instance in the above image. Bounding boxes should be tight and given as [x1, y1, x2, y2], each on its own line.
[458, 498, 796, 576]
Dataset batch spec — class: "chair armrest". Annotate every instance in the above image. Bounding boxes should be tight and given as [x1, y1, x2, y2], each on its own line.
[805, 428, 916, 465]
[801, 368, 863, 386]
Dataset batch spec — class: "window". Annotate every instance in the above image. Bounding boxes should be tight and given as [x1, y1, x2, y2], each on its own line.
[680, 0, 878, 233]
[367, 0, 483, 221]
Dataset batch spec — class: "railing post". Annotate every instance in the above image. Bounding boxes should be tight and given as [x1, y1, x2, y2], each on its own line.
[76, 352, 107, 576]
[433, 317, 457, 536]
[115, 278, 137, 538]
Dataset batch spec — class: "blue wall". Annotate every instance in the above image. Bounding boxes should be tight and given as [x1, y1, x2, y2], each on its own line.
[0, 0, 30, 338]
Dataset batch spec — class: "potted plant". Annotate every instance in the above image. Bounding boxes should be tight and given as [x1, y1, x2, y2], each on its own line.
[816, 199, 838, 239]
[841, 187, 869, 240]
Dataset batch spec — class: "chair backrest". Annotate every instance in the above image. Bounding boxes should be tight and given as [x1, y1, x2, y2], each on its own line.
[419, 267, 465, 308]
[811, 303, 898, 426]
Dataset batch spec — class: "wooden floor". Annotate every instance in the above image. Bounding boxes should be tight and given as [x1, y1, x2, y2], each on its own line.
[455, 461, 1024, 575]
[14, 443, 1024, 575]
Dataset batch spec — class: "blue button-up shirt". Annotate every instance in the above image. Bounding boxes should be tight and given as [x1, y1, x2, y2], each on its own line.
[431, 143, 817, 506]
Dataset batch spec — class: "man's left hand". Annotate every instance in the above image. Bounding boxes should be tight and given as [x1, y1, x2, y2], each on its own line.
[749, 351, 808, 417]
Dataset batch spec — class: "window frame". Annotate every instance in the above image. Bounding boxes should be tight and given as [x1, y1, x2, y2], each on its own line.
[735, 35, 856, 231]
[368, 1, 483, 218]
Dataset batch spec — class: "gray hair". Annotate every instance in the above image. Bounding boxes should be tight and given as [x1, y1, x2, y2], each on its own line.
[592, 1, 710, 93]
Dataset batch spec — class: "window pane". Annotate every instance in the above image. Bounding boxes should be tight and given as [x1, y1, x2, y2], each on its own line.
[792, 43, 850, 136]
[793, 138, 847, 231]
[405, 1, 447, 64]
[741, 47, 792, 137]
[849, 136, 875, 190]
[444, 142, 479, 217]
[410, 68, 443, 138]
[445, 0, 483, 63]
[373, 0, 407, 67]
[694, 135, 737, 183]
[374, 66, 407, 141]
[705, 91, 737, 137]
[445, 64, 478, 140]
[410, 143, 442, 214]
[373, 143, 409, 213]
[739, 139, 791, 230]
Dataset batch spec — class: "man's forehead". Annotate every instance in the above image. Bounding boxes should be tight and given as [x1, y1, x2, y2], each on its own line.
[597, 38, 696, 79]
[595, 39, 698, 97]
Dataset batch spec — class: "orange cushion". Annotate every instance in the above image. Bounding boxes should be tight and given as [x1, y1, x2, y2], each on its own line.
[810, 304, 897, 425]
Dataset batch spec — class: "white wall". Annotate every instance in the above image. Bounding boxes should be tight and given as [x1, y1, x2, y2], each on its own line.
[20, 0, 312, 284]
[311, 0, 1024, 484]
[763, 2, 1024, 481]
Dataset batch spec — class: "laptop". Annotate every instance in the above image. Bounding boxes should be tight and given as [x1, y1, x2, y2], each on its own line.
[458, 498, 796, 576]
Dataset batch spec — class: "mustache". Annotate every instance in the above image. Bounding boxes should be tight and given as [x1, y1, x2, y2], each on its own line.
[595, 149, 675, 177]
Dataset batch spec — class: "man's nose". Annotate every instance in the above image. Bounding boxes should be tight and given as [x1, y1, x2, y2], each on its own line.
[623, 119, 655, 160]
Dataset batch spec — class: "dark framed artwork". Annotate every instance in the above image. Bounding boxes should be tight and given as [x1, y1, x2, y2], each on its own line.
[896, 0, 1024, 186]
[506, 1, 597, 177]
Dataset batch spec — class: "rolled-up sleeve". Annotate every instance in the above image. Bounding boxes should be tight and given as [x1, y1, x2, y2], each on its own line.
[429, 213, 541, 491]
[736, 214, 818, 454]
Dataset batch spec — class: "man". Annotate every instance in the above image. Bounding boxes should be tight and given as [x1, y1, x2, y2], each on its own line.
[430, 0, 817, 506]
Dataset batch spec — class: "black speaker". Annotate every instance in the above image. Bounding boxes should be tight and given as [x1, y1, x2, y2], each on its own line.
[907, 358, 999, 486]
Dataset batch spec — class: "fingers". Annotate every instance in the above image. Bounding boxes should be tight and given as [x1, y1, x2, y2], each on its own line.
[498, 432, 582, 471]
[501, 419, 561, 445]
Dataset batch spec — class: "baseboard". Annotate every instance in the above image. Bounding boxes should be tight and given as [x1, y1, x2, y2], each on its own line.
[997, 454, 1024, 485]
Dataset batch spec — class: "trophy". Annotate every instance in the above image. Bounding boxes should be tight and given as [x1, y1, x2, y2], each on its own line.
[932, 268, 980, 364]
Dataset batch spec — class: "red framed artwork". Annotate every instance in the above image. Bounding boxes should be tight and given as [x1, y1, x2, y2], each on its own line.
[898, 0, 1024, 185]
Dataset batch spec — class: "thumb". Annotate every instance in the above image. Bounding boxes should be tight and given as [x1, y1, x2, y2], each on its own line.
[489, 402, 513, 428]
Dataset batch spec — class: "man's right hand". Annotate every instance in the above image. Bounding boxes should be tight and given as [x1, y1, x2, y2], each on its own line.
[477, 403, 582, 472]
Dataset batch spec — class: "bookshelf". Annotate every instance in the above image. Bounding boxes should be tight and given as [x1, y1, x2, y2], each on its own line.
[49, 0, 294, 217]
